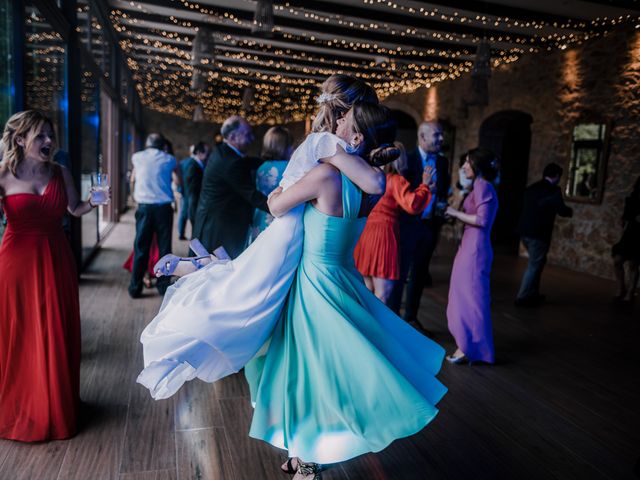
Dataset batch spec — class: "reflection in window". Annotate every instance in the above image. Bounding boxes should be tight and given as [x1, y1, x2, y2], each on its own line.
[81, 61, 101, 261]
[77, 0, 91, 47]
[566, 122, 608, 203]
[76, 0, 111, 79]
[0, 0, 13, 128]
[121, 73, 129, 107]
[24, 3, 67, 150]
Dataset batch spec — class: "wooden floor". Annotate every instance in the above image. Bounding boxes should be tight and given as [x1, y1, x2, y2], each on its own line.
[0, 209, 638, 480]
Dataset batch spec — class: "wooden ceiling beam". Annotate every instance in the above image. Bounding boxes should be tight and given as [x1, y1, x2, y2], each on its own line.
[113, 12, 473, 66]
[128, 46, 414, 83]
[128, 50, 328, 81]
[575, 0, 640, 13]
[276, 0, 543, 42]
[122, 30, 454, 77]
[114, 0, 476, 54]
[118, 23, 468, 68]
[132, 63, 319, 89]
[409, 0, 594, 27]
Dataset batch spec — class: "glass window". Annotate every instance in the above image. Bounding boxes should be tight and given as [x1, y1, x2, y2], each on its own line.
[90, 9, 110, 79]
[99, 89, 117, 235]
[77, 0, 91, 48]
[80, 58, 101, 261]
[0, 0, 13, 128]
[121, 72, 129, 108]
[24, 2, 68, 151]
[566, 121, 609, 204]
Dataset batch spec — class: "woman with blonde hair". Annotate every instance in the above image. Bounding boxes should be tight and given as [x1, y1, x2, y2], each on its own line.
[249, 126, 294, 242]
[138, 75, 384, 397]
[0, 110, 108, 441]
[354, 142, 434, 304]
[248, 102, 446, 479]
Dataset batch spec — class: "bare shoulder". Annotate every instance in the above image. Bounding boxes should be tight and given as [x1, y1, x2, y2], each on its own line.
[0, 165, 9, 196]
[311, 162, 341, 181]
[0, 164, 10, 183]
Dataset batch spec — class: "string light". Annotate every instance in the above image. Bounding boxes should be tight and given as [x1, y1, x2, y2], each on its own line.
[103, 2, 640, 123]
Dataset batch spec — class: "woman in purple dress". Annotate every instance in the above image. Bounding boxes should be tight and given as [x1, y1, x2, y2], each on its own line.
[444, 148, 499, 364]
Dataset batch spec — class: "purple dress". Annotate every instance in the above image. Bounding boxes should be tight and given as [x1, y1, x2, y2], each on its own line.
[447, 178, 498, 363]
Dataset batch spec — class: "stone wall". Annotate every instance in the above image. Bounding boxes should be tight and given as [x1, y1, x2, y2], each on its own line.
[385, 26, 640, 279]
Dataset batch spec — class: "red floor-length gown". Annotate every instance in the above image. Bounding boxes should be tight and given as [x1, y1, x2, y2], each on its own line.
[122, 234, 160, 276]
[0, 165, 80, 441]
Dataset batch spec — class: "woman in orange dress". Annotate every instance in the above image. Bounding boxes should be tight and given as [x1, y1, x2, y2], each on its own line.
[0, 110, 107, 441]
[354, 144, 433, 304]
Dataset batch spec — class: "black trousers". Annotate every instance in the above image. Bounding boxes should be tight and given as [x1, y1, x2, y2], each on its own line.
[129, 203, 173, 296]
[388, 219, 440, 320]
[516, 236, 550, 300]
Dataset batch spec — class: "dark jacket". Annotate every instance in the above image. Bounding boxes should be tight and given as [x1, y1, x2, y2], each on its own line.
[192, 143, 268, 258]
[184, 159, 205, 227]
[401, 149, 451, 229]
[518, 179, 573, 243]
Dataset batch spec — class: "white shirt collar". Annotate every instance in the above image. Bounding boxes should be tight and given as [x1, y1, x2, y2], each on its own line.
[418, 146, 428, 162]
[224, 141, 245, 158]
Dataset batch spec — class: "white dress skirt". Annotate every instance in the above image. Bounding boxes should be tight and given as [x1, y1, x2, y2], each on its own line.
[137, 133, 346, 399]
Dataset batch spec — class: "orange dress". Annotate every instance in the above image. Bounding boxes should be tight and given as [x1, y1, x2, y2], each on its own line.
[354, 173, 430, 280]
[0, 166, 80, 441]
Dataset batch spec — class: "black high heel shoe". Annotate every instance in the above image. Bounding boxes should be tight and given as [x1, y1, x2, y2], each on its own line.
[281, 457, 298, 474]
[295, 462, 321, 479]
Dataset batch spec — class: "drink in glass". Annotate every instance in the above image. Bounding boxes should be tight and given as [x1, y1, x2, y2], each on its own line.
[91, 173, 110, 205]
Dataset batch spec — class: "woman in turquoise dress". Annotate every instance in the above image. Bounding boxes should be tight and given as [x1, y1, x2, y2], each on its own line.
[249, 126, 293, 243]
[245, 102, 447, 479]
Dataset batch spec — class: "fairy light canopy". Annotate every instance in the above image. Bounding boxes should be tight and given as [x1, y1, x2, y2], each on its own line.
[106, 0, 640, 123]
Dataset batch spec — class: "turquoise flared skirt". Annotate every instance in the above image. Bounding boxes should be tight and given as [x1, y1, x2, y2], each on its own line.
[245, 255, 447, 464]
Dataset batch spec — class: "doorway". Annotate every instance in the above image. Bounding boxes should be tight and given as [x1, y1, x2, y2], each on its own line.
[478, 110, 532, 252]
[389, 109, 418, 152]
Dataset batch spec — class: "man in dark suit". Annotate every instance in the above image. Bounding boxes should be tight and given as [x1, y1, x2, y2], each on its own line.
[388, 121, 450, 328]
[515, 163, 573, 306]
[184, 141, 209, 234]
[177, 145, 195, 240]
[192, 116, 268, 258]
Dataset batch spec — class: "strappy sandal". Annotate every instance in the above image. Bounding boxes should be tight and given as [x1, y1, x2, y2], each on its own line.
[153, 238, 213, 277]
[281, 457, 299, 474]
[293, 462, 321, 480]
[191, 238, 231, 261]
[153, 254, 208, 277]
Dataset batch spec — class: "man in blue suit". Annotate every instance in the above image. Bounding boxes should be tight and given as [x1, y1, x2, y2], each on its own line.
[388, 122, 450, 331]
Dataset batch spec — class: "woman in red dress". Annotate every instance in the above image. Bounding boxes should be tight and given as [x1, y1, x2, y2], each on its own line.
[0, 110, 105, 441]
[354, 144, 433, 304]
[122, 235, 159, 289]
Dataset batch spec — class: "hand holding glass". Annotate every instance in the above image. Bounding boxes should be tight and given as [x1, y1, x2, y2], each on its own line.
[90, 173, 110, 205]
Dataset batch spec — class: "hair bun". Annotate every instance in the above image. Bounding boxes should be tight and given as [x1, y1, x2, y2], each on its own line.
[368, 145, 401, 167]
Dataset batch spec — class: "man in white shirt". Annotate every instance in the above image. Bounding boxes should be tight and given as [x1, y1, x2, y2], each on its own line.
[128, 133, 181, 298]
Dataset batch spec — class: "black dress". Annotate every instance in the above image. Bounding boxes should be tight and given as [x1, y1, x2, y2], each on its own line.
[612, 195, 640, 263]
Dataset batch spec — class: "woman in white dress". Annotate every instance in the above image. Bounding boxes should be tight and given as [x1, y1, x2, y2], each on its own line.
[137, 75, 387, 399]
